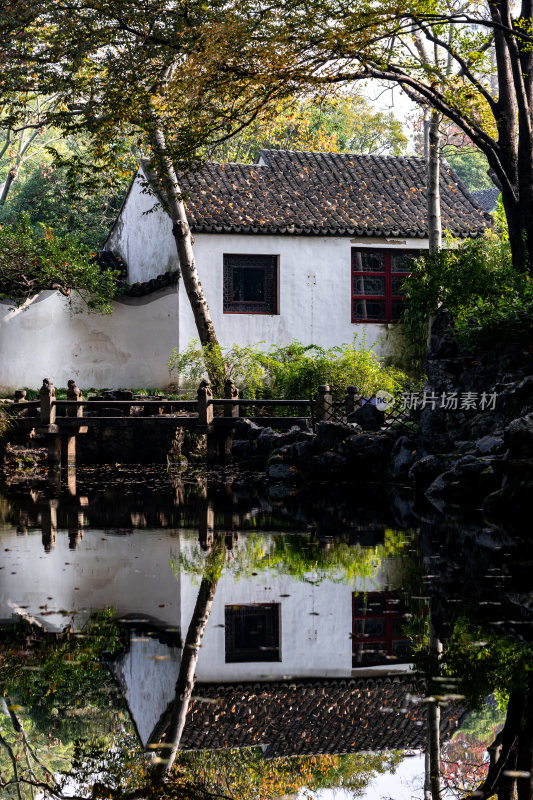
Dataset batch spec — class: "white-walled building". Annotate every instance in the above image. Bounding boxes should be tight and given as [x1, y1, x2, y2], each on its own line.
[0, 150, 490, 391]
[1, 522, 461, 755]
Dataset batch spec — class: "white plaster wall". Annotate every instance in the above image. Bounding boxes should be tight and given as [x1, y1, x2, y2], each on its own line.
[106, 169, 178, 283]
[0, 525, 181, 631]
[0, 289, 179, 391]
[111, 637, 181, 748]
[181, 233, 429, 357]
[180, 554, 395, 683]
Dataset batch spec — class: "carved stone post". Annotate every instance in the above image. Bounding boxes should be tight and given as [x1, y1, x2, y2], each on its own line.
[224, 378, 239, 418]
[199, 498, 215, 552]
[221, 378, 239, 464]
[61, 434, 77, 468]
[315, 384, 332, 422]
[39, 378, 56, 424]
[41, 500, 58, 553]
[345, 385, 361, 417]
[14, 390, 26, 404]
[67, 379, 83, 417]
[197, 379, 213, 425]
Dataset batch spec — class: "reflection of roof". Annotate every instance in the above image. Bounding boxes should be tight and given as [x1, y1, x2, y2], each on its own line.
[150, 678, 466, 757]
[470, 188, 500, 213]
[140, 150, 490, 239]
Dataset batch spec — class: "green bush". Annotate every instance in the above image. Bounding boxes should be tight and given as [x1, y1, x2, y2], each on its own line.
[168, 336, 409, 399]
[0, 405, 10, 447]
[0, 214, 119, 312]
[401, 234, 533, 370]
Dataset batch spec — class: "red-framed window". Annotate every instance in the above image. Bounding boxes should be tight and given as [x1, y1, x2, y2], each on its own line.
[223, 254, 278, 314]
[351, 249, 419, 323]
[352, 592, 412, 667]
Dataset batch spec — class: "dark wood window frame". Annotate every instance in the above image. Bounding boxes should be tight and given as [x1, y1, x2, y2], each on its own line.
[352, 591, 412, 667]
[223, 253, 279, 315]
[225, 603, 281, 663]
[351, 248, 418, 324]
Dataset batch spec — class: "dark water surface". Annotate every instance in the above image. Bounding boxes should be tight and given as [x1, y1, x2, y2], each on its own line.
[0, 466, 531, 799]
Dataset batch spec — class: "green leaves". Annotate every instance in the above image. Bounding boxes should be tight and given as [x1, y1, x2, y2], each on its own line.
[168, 336, 409, 399]
[0, 214, 119, 312]
[401, 233, 533, 354]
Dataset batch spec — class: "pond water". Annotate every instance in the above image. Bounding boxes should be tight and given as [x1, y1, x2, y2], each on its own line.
[0, 465, 531, 800]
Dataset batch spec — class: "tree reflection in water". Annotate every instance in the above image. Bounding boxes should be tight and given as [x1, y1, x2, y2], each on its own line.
[0, 468, 531, 799]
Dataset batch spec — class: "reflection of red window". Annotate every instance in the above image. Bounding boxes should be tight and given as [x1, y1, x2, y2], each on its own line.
[352, 592, 412, 667]
[351, 249, 418, 323]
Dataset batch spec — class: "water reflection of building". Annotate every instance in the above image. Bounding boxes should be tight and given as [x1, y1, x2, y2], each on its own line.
[1, 482, 427, 756]
[149, 678, 465, 757]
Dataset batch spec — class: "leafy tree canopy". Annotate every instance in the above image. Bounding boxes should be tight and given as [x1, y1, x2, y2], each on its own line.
[0, 215, 119, 311]
[211, 94, 408, 162]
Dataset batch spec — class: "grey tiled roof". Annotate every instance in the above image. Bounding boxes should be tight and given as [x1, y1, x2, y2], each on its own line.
[150, 678, 466, 757]
[143, 150, 491, 239]
[470, 188, 500, 213]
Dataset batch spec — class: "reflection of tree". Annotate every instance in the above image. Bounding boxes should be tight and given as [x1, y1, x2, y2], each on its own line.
[414, 620, 533, 800]
[1, 611, 124, 744]
[177, 529, 412, 586]
[174, 748, 403, 800]
[151, 540, 226, 782]
[0, 612, 129, 799]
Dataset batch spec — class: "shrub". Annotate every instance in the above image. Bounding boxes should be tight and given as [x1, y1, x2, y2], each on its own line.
[401, 234, 533, 371]
[0, 214, 119, 313]
[0, 405, 10, 448]
[168, 336, 409, 399]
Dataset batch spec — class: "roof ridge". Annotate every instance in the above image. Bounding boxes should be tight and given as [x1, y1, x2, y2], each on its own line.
[261, 148, 427, 162]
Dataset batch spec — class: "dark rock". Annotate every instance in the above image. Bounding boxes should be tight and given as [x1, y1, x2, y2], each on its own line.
[231, 439, 256, 461]
[426, 310, 458, 359]
[267, 461, 299, 480]
[291, 438, 315, 461]
[316, 421, 360, 451]
[453, 440, 476, 454]
[408, 454, 447, 491]
[339, 433, 393, 479]
[306, 451, 349, 479]
[278, 426, 313, 446]
[388, 436, 420, 481]
[426, 455, 500, 508]
[484, 470, 533, 533]
[476, 435, 505, 455]
[233, 418, 264, 441]
[504, 413, 533, 457]
[347, 403, 385, 431]
[498, 376, 533, 419]
[256, 427, 283, 456]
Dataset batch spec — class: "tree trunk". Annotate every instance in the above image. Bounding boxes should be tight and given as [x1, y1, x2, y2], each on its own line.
[0, 167, 17, 205]
[424, 747, 432, 800]
[516, 677, 533, 800]
[501, 183, 532, 273]
[152, 546, 223, 783]
[423, 107, 430, 162]
[150, 125, 220, 366]
[467, 688, 524, 800]
[497, 748, 517, 800]
[427, 110, 442, 254]
[426, 623, 442, 800]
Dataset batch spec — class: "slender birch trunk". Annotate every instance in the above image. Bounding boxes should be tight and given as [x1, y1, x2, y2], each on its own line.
[150, 125, 220, 353]
[152, 545, 223, 783]
[427, 110, 442, 254]
[426, 623, 442, 800]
